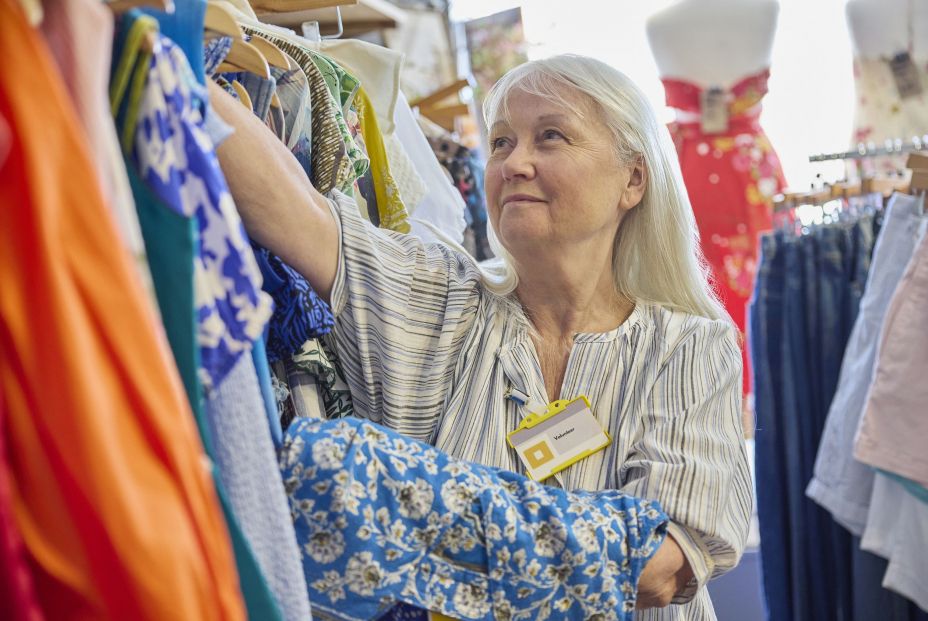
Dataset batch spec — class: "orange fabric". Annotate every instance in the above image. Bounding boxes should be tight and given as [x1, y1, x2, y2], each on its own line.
[0, 2, 246, 620]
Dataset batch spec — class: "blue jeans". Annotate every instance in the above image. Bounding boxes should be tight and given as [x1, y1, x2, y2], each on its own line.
[750, 231, 793, 621]
[755, 213, 926, 621]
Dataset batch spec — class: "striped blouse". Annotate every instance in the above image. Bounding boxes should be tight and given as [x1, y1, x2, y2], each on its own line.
[324, 191, 752, 621]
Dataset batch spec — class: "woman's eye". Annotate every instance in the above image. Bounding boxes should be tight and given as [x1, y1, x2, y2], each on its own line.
[541, 129, 565, 141]
[490, 137, 512, 151]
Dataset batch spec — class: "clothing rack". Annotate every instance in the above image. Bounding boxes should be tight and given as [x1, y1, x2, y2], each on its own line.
[808, 135, 928, 162]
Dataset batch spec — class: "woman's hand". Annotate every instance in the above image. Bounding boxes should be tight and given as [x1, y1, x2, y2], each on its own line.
[208, 81, 340, 302]
[636, 532, 694, 609]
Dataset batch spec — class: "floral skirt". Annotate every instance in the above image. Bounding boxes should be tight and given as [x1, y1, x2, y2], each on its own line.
[280, 417, 668, 621]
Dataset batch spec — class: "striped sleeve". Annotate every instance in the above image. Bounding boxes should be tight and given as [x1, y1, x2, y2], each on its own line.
[324, 191, 484, 441]
[620, 317, 752, 603]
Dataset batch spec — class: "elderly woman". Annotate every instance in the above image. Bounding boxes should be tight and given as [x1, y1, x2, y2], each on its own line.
[211, 54, 752, 620]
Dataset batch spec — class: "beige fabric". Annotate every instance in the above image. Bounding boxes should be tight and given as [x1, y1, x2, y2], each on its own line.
[855, 221, 928, 486]
[384, 132, 428, 213]
[316, 38, 404, 135]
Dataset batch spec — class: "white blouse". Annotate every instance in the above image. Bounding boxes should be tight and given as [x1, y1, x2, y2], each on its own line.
[324, 191, 752, 621]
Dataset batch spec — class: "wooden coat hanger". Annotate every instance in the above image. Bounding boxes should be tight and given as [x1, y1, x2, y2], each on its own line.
[217, 41, 270, 78]
[906, 153, 928, 193]
[230, 80, 254, 111]
[250, 35, 290, 69]
[410, 78, 470, 110]
[411, 78, 473, 133]
[204, 3, 243, 37]
[204, 3, 271, 79]
[861, 174, 911, 197]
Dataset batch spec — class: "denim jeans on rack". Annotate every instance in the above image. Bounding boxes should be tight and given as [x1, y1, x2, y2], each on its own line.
[750, 231, 792, 621]
[782, 233, 835, 620]
[815, 224, 849, 403]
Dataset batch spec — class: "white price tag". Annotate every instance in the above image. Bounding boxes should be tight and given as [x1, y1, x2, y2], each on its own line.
[889, 51, 923, 99]
[700, 86, 730, 134]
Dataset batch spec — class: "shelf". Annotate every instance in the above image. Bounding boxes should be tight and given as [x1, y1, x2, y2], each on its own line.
[252, 0, 405, 34]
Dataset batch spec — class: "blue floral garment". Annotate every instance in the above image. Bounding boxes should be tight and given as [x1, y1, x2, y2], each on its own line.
[133, 34, 272, 390]
[254, 246, 336, 362]
[281, 417, 668, 621]
[203, 35, 232, 74]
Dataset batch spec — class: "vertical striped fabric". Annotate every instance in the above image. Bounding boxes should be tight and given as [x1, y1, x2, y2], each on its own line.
[324, 191, 752, 621]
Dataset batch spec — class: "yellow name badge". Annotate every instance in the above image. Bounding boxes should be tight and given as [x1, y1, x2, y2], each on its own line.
[506, 396, 611, 481]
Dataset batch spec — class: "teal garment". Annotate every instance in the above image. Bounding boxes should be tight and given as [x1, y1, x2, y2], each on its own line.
[125, 160, 200, 416]
[125, 163, 284, 621]
[253, 337, 283, 450]
[879, 470, 928, 505]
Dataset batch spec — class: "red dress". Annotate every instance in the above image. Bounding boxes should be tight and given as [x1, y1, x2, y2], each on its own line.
[663, 68, 786, 396]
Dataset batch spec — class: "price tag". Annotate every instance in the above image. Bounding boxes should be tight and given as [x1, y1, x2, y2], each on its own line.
[700, 86, 729, 134]
[889, 51, 923, 99]
[507, 396, 611, 482]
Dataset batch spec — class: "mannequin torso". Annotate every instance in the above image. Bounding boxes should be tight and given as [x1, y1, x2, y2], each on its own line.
[846, 0, 928, 175]
[646, 0, 786, 403]
[846, 0, 928, 60]
[646, 0, 779, 87]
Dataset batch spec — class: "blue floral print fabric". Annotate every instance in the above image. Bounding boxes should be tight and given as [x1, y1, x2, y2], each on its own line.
[280, 417, 668, 621]
[132, 35, 272, 390]
[203, 35, 232, 75]
[253, 246, 336, 362]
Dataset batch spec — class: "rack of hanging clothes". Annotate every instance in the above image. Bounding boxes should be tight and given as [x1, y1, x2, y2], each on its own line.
[1, 1, 680, 620]
[414, 112, 491, 260]
[0, 0, 462, 618]
[750, 148, 928, 620]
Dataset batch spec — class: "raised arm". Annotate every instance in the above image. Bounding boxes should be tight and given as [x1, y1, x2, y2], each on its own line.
[208, 81, 340, 302]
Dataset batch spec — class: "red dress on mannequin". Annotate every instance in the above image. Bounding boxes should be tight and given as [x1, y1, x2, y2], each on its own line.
[663, 68, 786, 396]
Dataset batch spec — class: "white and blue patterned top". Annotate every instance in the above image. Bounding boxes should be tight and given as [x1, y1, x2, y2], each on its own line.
[322, 191, 753, 621]
[133, 35, 272, 391]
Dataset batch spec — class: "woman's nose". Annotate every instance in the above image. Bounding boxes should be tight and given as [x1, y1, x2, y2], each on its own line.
[500, 144, 535, 181]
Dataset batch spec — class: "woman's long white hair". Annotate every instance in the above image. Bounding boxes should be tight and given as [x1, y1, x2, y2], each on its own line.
[478, 54, 726, 321]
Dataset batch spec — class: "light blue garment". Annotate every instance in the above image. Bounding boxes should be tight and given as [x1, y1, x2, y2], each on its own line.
[207, 353, 313, 621]
[253, 336, 283, 449]
[142, 0, 206, 84]
[807, 193, 926, 535]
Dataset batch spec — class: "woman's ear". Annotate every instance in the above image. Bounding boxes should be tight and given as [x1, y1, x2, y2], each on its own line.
[620, 156, 647, 211]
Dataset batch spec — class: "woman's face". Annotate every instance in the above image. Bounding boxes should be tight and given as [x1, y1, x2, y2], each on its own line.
[484, 87, 644, 260]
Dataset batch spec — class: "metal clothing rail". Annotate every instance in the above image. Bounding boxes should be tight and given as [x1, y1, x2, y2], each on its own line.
[808, 135, 928, 162]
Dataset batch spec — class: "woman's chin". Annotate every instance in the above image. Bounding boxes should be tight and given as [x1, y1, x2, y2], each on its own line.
[498, 230, 551, 254]
[497, 215, 552, 248]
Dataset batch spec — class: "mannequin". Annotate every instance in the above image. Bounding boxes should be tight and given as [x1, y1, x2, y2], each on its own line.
[646, 0, 779, 87]
[645, 0, 786, 402]
[846, 0, 928, 60]
[845, 0, 928, 175]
